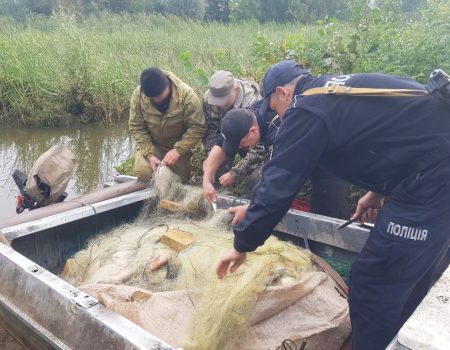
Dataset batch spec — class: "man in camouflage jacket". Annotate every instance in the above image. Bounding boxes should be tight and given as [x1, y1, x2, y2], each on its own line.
[129, 68, 206, 182]
[203, 70, 261, 154]
[202, 70, 261, 183]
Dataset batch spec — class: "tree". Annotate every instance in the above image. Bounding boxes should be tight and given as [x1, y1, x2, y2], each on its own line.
[229, 0, 262, 21]
[230, 0, 347, 23]
[159, 0, 208, 19]
[206, 0, 231, 22]
[0, 0, 56, 19]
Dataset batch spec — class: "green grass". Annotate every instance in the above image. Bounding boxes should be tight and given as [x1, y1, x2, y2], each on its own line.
[0, 13, 297, 126]
[1, 2, 449, 127]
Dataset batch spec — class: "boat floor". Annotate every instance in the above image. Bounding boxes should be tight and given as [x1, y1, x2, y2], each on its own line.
[0, 320, 27, 350]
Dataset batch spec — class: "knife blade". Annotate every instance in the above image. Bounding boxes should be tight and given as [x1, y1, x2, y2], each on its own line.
[336, 211, 366, 230]
[336, 218, 356, 230]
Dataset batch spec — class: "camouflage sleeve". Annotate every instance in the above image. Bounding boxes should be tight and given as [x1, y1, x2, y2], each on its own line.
[247, 84, 262, 106]
[128, 87, 155, 159]
[173, 87, 206, 155]
[202, 101, 221, 155]
[229, 143, 267, 178]
[240, 80, 262, 108]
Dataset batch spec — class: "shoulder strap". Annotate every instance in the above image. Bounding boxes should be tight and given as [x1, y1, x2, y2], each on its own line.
[269, 114, 281, 124]
[302, 83, 428, 97]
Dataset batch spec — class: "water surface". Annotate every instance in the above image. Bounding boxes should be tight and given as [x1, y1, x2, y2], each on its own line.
[0, 124, 133, 221]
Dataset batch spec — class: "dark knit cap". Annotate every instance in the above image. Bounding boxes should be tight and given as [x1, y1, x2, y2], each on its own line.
[140, 67, 169, 98]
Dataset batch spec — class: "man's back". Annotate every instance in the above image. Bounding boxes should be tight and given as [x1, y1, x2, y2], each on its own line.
[292, 73, 450, 194]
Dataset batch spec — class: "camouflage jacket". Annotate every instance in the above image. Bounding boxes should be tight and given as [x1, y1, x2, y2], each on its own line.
[129, 71, 206, 158]
[229, 143, 267, 178]
[202, 78, 261, 154]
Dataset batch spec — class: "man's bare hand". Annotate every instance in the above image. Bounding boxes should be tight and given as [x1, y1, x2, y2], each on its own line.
[228, 204, 249, 225]
[203, 182, 217, 202]
[216, 248, 247, 279]
[219, 172, 235, 187]
[360, 208, 379, 223]
[149, 156, 161, 171]
[353, 191, 385, 223]
[163, 149, 181, 166]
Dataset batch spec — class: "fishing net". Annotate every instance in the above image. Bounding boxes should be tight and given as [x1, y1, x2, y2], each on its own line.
[62, 166, 351, 350]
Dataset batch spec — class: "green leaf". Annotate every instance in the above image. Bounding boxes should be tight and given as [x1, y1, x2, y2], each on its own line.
[179, 51, 193, 69]
[194, 68, 208, 86]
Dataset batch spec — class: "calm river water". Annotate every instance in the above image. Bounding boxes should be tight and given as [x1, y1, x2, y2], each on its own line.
[0, 124, 133, 221]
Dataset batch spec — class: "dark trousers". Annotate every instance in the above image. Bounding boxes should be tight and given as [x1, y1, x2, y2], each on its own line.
[349, 159, 450, 350]
[310, 166, 350, 220]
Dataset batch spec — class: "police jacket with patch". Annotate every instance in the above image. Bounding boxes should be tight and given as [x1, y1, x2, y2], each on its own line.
[234, 73, 450, 253]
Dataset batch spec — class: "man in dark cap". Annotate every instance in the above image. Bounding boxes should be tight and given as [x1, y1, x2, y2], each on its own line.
[203, 100, 270, 200]
[203, 102, 351, 220]
[129, 67, 206, 181]
[216, 60, 450, 350]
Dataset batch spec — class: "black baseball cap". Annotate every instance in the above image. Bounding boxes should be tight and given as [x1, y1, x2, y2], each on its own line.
[259, 60, 310, 115]
[221, 109, 254, 156]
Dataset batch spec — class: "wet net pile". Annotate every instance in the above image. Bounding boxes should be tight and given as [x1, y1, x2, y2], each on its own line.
[61, 166, 350, 350]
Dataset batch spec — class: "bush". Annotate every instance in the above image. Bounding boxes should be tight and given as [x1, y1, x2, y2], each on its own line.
[251, 0, 450, 81]
[114, 156, 135, 176]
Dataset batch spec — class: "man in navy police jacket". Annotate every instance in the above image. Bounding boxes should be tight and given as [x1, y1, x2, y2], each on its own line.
[216, 60, 450, 350]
